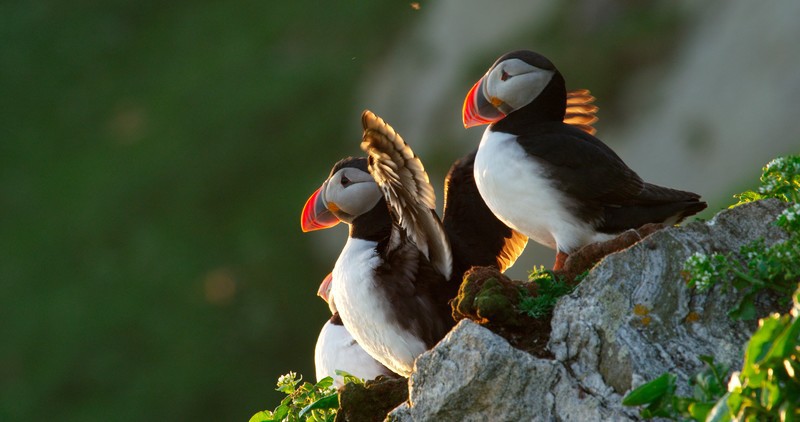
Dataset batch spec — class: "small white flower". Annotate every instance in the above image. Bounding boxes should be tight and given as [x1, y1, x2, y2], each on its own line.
[728, 371, 742, 391]
[278, 372, 297, 385]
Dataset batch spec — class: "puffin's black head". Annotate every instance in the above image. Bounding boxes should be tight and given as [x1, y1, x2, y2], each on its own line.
[463, 50, 566, 128]
[300, 157, 383, 231]
[328, 156, 369, 178]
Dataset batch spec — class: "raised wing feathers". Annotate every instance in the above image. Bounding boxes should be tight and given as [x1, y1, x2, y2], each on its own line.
[360, 110, 453, 280]
[565, 89, 599, 135]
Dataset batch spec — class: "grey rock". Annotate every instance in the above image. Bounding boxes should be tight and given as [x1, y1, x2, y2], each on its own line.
[550, 199, 789, 399]
[389, 320, 634, 422]
[389, 200, 790, 421]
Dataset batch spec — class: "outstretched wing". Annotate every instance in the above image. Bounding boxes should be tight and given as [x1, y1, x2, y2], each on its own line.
[565, 89, 599, 135]
[360, 110, 453, 280]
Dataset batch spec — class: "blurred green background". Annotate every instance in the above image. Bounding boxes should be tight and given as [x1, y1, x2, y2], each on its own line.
[1, 2, 412, 420]
[2, 1, 797, 420]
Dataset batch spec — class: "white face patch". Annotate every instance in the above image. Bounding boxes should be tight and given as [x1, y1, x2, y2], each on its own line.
[483, 58, 554, 113]
[323, 168, 382, 219]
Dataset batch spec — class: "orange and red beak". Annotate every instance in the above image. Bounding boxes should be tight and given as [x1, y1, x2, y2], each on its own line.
[317, 272, 333, 303]
[462, 77, 506, 128]
[300, 184, 340, 232]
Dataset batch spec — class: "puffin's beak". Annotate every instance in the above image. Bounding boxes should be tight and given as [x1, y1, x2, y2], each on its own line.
[301, 184, 340, 232]
[317, 272, 333, 303]
[462, 77, 506, 128]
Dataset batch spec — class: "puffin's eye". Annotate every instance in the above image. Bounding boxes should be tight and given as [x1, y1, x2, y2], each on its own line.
[340, 175, 351, 186]
[500, 70, 510, 81]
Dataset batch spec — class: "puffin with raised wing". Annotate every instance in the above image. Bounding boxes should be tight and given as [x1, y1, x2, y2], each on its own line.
[301, 113, 454, 377]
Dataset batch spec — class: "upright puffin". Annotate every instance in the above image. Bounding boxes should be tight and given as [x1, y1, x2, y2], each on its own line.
[446, 89, 598, 276]
[313, 273, 394, 386]
[462, 50, 707, 269]
[301, 112, 455, 377]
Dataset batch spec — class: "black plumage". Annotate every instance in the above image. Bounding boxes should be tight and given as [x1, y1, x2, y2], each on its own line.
[512, 122, 706, 232]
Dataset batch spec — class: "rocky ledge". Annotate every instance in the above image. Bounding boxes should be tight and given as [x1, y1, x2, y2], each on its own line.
[388, 199, 790, 421]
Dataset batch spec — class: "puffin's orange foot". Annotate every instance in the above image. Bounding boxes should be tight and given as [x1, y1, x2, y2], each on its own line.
[553, 251, 568, 271]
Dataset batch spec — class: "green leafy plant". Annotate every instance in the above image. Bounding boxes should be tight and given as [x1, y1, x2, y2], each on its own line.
[624, 154, 800, 421]
[707, 287, 800, 422]
[517, 266, 578, 318]
[682, 203, 800, 320]
[622, 356, 728, 420]
[733, 155, 800, 206]
[250, 371, 363, 422]
[623, 284, 800, 421]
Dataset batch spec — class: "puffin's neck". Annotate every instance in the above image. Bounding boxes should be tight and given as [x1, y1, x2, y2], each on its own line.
[491, 72, 567, 135]
[349, 198, 392, 242]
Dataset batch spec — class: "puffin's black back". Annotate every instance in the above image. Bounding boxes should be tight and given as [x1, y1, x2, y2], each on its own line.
[511, 121, 707, 231]
[597, 184, 707, 233]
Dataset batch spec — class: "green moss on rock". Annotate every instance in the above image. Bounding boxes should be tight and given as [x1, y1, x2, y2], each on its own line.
[451, 267, 552, 357]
